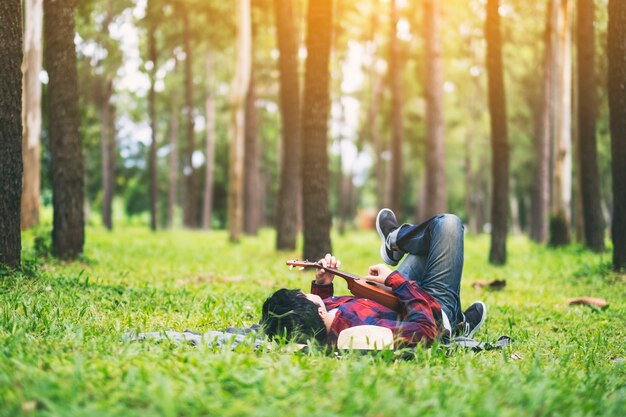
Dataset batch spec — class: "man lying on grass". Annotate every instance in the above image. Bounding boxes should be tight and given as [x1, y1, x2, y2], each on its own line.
[262, 209, 487, 348]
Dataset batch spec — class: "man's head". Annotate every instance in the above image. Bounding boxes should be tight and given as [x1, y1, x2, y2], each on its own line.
[261, 289, 328, 344]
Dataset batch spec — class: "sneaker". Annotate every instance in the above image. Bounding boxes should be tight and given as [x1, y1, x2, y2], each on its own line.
[457, 301, 486, 338]
[376, 208, 403, 266]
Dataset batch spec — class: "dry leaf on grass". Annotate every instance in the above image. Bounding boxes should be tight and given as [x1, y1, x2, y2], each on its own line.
[472, 279, 507, 290]
[510, 352, 523, 360]
[175, 274, 216, 286]
[219, 275, 244, 283]
[567, 297, 609, 309]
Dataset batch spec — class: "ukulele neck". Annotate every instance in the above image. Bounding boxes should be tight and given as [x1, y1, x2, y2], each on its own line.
[313, 263, 361, 282]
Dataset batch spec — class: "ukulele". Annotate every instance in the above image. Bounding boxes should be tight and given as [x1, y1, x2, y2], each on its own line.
[285, 260, 400, 312]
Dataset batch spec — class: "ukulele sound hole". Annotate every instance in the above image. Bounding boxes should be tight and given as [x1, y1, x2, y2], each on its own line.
[365, 281, 377, 286]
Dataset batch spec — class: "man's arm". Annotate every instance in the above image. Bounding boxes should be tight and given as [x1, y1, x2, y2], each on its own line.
[310, 253, 339, 299]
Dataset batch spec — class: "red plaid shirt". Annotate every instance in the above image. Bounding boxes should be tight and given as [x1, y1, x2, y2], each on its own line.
[311, 271, 446, 347]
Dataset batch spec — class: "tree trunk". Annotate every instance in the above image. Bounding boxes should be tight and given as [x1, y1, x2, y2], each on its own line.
[388, 0, 403, 215]
[227, 0, 251, 243]
[530, 0, 557, 244]
[98, 79, 115, 230]
[202, 52, 216, 230]
[572, 56, 585, 243]
[21, 0, 43, 231]
[486, 0, 510, 265]
[362, 4, 386, 211]
[182, 9, 198, 228]
[44, 0, 85, 260]
[608, 0, 626, 270]
[0, 0, 23, 269]
[301, 0, 333, 261]
[167, 99, 179, 228]
[464, 129, 475, 232]
[244, 68, 261, 235]
[274, 0, 302, 250]
[147, 2, 158, 232]
[369, 76, 385, 210]
[550, 0, 573, 246]
[422, 0, 447, 219]
[577, 0, 605, 251]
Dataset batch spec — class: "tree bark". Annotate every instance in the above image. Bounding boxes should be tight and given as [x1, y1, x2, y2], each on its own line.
[227, 0, 251, 243]
[274, 0, 302, 250]
[0, 0, 23, 269]
[388, 0, 403, 215]
[530, 0, 557, 244]
[21, 0, 43, 231]
[550, 0, 573, 246]
[422, 0, 447, 219]
[244, 68, 261, 235]
[182, 9, 198, 228]
[369, 76, 385, 210]
[98, 79, 115, 230]
[301, 0, 333, 261]
[167, 98, 179, 228]
[608, 0, 626, 270]
[94, 5, 115, 231]
[202, 52, 216, 230]
[44, 0, 85, 260]
[577, 0, 605, 251]
[147, 0, 158, 231]
[486, 0, 510, 265]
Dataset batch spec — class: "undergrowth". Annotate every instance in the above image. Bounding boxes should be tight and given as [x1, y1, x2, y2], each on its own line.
[0, 227, 624, 416]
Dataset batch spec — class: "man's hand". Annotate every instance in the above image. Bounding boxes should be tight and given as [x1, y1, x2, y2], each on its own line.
[315, 253, 340, 285]
[363, 264, 393, 285]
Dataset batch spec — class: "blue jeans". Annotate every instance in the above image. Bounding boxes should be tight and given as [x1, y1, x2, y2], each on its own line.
[392, 214, 464, 327]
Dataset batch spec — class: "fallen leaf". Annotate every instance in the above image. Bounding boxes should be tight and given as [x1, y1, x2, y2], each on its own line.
[175, 274, 216, 286]
[220, 275, 244, 283]
[472, 279, 506, 290]
[510, 352, 523, 361]
[22, 401, 37, 412]
[567, 297, 608, 309]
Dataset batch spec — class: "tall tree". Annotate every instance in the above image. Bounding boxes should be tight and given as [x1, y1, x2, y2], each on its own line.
[301, 0, 333, 261]
[530, 0, 557, 244]
[274, 0, 302, 250]
[0, 0, 23, 269]
[608, 0, 626, 270]
[182, 8, 198, 228]
[202, 52, 216, 230]
[243, 3, 261, 236]
[550, 0, 573, 246]
[422, 0, 447, 220]
[577, 0, 605, 252]
[44, 0, 85, 259]
[96, 78, 115, 230]
[167, 92, 180, 229]
[486, 0, 510, 265]
[88, 0, 120, 231]
[227, 0, 252, 242]
[147, 0, 158, 231]
[21, 0, 43, 231]
[244, 68, 261, 235]
[388, 0, 403, 215]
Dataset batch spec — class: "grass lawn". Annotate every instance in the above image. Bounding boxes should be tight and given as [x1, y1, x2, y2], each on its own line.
[1, 226, 625, 416]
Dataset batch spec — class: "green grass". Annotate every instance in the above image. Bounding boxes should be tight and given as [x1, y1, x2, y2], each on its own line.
[1, 226, 625, 416]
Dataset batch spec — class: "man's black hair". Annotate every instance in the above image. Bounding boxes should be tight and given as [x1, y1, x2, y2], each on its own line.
[261, 289, 328, 344]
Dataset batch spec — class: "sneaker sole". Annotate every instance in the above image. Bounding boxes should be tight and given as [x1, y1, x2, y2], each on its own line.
[376, 209, 398, 266]
[466, 301, 487, 338]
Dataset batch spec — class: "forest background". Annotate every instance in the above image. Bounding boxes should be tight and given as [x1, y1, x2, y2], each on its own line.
[1, 0, 625, 270]
[1, 0, 626, 415]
